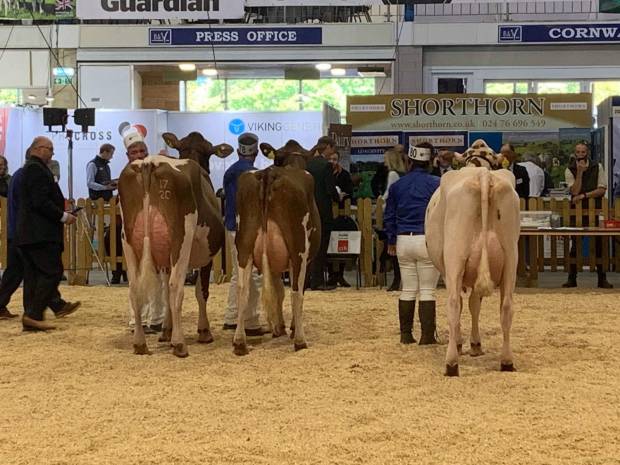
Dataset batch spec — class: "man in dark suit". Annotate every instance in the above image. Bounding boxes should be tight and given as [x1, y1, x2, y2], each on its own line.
[306, 136, 340, 290]
[500, 143, 530, 199]
[17, 136, 80, 331]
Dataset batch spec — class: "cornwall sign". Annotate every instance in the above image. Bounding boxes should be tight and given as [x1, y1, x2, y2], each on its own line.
[499, 23, 620, 44]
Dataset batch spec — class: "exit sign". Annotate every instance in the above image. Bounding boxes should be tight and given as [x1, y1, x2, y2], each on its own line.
[54, 76, 72, 85]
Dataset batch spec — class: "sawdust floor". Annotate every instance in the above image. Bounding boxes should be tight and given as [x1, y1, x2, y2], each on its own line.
[0, 284, 618, 465]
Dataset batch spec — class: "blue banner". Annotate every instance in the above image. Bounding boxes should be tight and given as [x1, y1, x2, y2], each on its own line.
[498, 23, 620, 44]
[149, 27, 322, 46]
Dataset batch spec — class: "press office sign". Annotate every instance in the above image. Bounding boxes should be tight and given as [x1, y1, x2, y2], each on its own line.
[149, 27, 322, 46]
[78, 0, 244, 20]
[499, 23, 620, 44]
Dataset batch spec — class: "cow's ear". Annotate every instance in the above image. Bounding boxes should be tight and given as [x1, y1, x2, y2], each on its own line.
[260, 143, 276, 159]
[162, 132, 180, 149]
[213, 143, 234, 158]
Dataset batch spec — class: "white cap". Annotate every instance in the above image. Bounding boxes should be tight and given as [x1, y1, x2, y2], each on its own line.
[238, 132, 259, 156]
[408, 146, 432, 161]
[119, 122, 147, 150]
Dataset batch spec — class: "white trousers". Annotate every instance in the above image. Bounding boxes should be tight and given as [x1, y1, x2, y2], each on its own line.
[396, 235, 440, 302]
[225, 230, 262, 328]
[128, 272, 167, 327]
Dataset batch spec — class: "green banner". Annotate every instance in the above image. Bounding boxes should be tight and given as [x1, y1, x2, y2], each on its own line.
[600, 0, 620, 13]
[0, 1, 75, 20]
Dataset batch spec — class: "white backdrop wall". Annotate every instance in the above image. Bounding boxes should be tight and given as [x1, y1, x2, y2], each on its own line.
[2, 108, 326, 199]
[166, 110, 324, 190]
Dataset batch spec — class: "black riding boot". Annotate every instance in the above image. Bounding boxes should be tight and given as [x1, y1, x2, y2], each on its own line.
[387, 256, 401, 292]
[398, 299, 416, 344]
[418, 300, 438, 345]
[597, 268, 613, 289]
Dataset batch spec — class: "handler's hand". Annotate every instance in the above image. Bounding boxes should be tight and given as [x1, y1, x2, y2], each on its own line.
[388, 244, 397, 256]
[65, 214, 77, 225]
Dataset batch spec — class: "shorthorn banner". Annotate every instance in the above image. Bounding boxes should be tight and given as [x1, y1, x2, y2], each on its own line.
[347, 94, 592, 132]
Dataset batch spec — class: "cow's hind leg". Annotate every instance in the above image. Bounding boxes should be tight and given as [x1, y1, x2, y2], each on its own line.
[233, 257, 253, 356]
[499, 282, 516, 372]
[159, 305, 172, 343]
[123, 239, 151, 355]
[444, 272, 463, 376]
[269, 272, 286, 338]
[168, 221, 196, 358]
[469, 292, 484, 357]
[290, 257, 310, 351]
[196, 263, 214, 344]
[158, 271, 172, 343]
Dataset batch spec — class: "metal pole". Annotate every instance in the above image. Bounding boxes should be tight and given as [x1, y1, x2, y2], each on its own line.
[66, 129, 76, 283]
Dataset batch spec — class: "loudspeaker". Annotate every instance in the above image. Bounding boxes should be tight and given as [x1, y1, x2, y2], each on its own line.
[74, 108, 95, 132]
[43, 108, 68, 131]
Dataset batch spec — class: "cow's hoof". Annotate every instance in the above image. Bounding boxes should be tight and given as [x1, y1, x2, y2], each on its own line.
[457, 344, 463, 355]
[197, 329, 214, 344]
[272, 325, 287, 338]
[233, 342, 249, 356]
[500, 363, 516, 372]
[158, 328, 172, 343]
[172, 344, 189, 358]
[445, 364, 459, 377]
[470, 342, 484, 357]
[294, 342, 308, 352]
[133, 344, 151, 355]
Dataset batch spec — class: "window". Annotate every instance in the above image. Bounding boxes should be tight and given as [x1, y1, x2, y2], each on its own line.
[185, 77, 375, 116]
[591, 81, 620, 108]
[536, 81, 581, 94]
[0, 89, 19, 106]
[484, 81, 529, 94]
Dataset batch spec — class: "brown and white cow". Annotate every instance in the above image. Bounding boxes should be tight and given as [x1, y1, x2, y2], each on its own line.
[119, 133, 232, 357]
[425, 139, 520, 376]
[232, 141, 321, 355]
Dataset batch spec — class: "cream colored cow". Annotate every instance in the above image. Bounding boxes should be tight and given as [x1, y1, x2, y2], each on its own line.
[425, 140, 520, 376]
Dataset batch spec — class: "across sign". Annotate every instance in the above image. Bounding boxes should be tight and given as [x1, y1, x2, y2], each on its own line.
[149, 27, 323, 46]
[499, 23, 620, 43]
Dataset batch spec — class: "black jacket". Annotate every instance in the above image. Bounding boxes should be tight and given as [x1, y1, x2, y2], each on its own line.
[306, 156, 339, 227]
[16, 157, 66, 247]
[511, 163, 530, 199]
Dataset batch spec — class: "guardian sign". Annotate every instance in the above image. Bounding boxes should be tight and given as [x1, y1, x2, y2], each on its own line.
[499, 23, 620, 43]
[78, 0, 245, 20]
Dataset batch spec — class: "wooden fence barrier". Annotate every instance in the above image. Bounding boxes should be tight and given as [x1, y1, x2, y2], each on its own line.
[0, 196, 617, 286]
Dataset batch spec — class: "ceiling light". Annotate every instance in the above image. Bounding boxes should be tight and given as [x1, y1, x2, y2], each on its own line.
[27, 94, 36, 100]
[179, 63, 196, 72]
[45, 95, 55, 103]
[357, 67, 387, 78]
[202, 68, 218, 76]
[330, 68, 346, 76]
[315, 63, 332, 71]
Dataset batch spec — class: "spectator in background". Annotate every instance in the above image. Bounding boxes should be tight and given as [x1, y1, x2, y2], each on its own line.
[500, 143, 530, 199]
[382, 145, 406, 292]
[431, 150, 455, 177]
[0, 155, 10, 197]
[306, 135, 340, 291]
[519, 152, 545, 197]
[326, 150, 355, 288]
[87, 143, 117, 201]
[562, 142, 612, 289]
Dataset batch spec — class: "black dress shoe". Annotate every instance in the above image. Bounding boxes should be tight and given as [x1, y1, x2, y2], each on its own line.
[55, 301, 81, 318]
[223, 323, 237, 330]
[0, 307, 18, 320]
[562, 280, 577, 288]
[245, 326, 271, 337]
[598, 280, 613, 289]
[110, 274, 121, 284]
[149, 323, 163, 332]
[338, 278, 351, 288]
[310, 284, 337, 291]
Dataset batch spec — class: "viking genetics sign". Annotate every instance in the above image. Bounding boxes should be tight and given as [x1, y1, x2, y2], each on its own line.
[347, 94, 592, 132]
[78, 0, 245, 20]
[499, 23, 620, 43]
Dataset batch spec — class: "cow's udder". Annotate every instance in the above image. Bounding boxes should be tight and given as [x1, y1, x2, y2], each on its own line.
[130, 208, 172, 269]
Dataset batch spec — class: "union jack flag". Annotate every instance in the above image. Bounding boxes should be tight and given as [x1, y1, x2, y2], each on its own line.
[56, 0, 73, 12]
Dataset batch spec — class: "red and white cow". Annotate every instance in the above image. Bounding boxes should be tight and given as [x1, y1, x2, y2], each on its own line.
[119, 133, 232, 357]
[232, 141, 321, 355]
[425, 139, 520, 376]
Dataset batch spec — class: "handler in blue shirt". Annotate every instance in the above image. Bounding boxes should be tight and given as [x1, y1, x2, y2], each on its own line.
[384, 142, 441, 346]
[222, 133, 268, 336]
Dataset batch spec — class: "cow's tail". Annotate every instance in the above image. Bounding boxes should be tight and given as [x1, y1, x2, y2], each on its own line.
[135, 166, 159, 322]
[474, 169, 494, 297]
[260, 172, 277, 330]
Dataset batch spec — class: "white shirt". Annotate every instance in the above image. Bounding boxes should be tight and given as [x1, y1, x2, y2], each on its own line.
[518, 161, 545, 197]
[382, 170, 400, 201]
